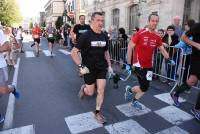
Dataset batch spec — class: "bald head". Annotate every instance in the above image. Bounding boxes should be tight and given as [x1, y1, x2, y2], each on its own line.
[173, 16, 181, 26]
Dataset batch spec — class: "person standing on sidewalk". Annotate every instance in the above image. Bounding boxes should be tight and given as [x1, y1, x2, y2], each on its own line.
[0, 27, 20, 124]
[32, 23, 41, 56]
[16, 26, 24, 53]
[124, 13, 174, 110]
[170, 22, 200, 121]
[71, 12, 113, 124]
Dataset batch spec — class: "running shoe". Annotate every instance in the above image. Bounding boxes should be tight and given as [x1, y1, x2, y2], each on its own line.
[131, 100, 143, 110]
[78, 84, 86, 99]
[191, 108, 200, 121]
[94, 112, 106, 124]
[170, 92, 180, 107]
[124, 85, 133, 101]
[0, 114, 5, 124]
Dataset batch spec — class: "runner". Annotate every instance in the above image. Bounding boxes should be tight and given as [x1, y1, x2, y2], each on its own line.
[171, 22, 200, 121]
[0, 26, 20, 124]
[71, 12, 113, 124]
[124, 13, 175, 110]
[32, 23, 41, 56]
[72, 15, 90, 45]
[46, 22, 56, 56]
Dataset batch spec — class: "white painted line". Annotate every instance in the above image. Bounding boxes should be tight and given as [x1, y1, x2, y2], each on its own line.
[59, 49, 71, 55]
[154, 106, 193, 125]
[155, 126, 189, 134]
[116, 102, 151, 117]
[25, 51, 35, 58]
[154, 93, 186, 105]
[43, 50, 55, 56]
[3, 58, 20, 130]
[0, 125, 35, 134]
[105, 119, 150, 134]
[65, 112, 103, 134]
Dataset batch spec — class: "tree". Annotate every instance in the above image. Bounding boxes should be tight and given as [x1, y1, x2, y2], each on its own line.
[29, 22, 33, 29]
[0, 0, 22, 25]
[55, 16, 63, 29]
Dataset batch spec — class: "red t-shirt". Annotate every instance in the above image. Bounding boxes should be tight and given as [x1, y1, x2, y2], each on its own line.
[32, 27, 41, 39]
[132, 28, 162, 68]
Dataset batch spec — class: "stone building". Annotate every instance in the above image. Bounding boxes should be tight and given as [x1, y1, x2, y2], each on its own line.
[44, 0, 65, 26]
[81, 0, 200, 34]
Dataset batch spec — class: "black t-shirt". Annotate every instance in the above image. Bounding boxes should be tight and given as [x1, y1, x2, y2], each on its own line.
[76, 30, 109, 70]
[185, 23, 200, 62]
[73, 24, 91, 41]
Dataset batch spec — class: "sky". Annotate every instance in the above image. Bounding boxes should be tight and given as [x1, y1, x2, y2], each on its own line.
[16, 0, 49, 18]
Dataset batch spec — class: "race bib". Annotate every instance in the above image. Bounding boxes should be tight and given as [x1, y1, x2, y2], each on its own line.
[146, 71, 153, 81]
[48, 34, 53, 37]
[33, 35, 39, 38]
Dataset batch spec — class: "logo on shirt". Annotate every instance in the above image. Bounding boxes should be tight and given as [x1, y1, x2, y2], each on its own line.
[79, 30, 88, 33]
[91, 41, 106, 47]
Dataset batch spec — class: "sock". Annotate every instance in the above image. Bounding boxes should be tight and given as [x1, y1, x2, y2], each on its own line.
[195, 92, 200, 110]
[174, 83, 191, 97]
[95, 110, 100, 114]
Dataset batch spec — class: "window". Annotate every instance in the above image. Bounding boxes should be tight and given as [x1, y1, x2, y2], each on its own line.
[129, 5, 139, 34]
[112, 8, 120, 29]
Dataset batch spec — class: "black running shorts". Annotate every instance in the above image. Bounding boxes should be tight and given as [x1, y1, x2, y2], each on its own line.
[134, 67, 153, 92]
[84, 69, 107, 85]
[47, 38, 55, 44]
[34, 38, 40, 44]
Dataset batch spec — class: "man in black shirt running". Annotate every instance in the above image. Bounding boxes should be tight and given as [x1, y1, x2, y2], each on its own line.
[171, 23, 200, 121]
[71, 12, 113, 124]
[72, 15, 90, 45]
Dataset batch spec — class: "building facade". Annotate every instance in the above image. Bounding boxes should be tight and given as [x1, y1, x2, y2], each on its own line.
[44, 0, 65, 26]
[82, 0, 200, 34]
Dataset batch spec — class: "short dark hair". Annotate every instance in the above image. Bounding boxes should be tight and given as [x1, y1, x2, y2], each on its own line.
[158, 28, 164, 33]
[167, 25, 175, 30]
[186, 19, 195, 28]
[148, 13, 159, 21]
[119, 28, 125, 34]
[79, 15, 85, 19]
[91, 12, 103, 20]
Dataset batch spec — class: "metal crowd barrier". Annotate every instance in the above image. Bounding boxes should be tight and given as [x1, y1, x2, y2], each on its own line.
[108, 40, 200, 90]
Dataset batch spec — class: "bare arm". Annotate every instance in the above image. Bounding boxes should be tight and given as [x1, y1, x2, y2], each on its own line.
[127, 41, 135, 64]
[104, 50, 111, 67]
[181, 34, 200, 50]
[71, 47, 82, 65]
[158, 45, 170, 59]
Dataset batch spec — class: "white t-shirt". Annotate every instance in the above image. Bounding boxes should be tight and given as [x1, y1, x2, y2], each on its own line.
[16, 29, 22, 40]
[0, 29, 7, 68]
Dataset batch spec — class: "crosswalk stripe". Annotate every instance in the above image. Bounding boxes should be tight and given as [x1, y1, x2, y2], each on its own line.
[65, 112, 103, 134]
[42, 50, 55, 56]
[155, 126, 189, 134]
[0, 125, 35, 134]
[154, 105, 193, 125]
[25, 51, 35, 58]
[105, 119, 149, 134]
[58, 49, 71, 55]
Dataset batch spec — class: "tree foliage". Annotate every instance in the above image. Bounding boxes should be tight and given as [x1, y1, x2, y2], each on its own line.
[55, 16, 63, 29]
[29, 22, 33, 29]
[0, 0, 22, 26]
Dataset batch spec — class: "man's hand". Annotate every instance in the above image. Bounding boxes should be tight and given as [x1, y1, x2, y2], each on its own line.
[79, 65, 90, 75]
